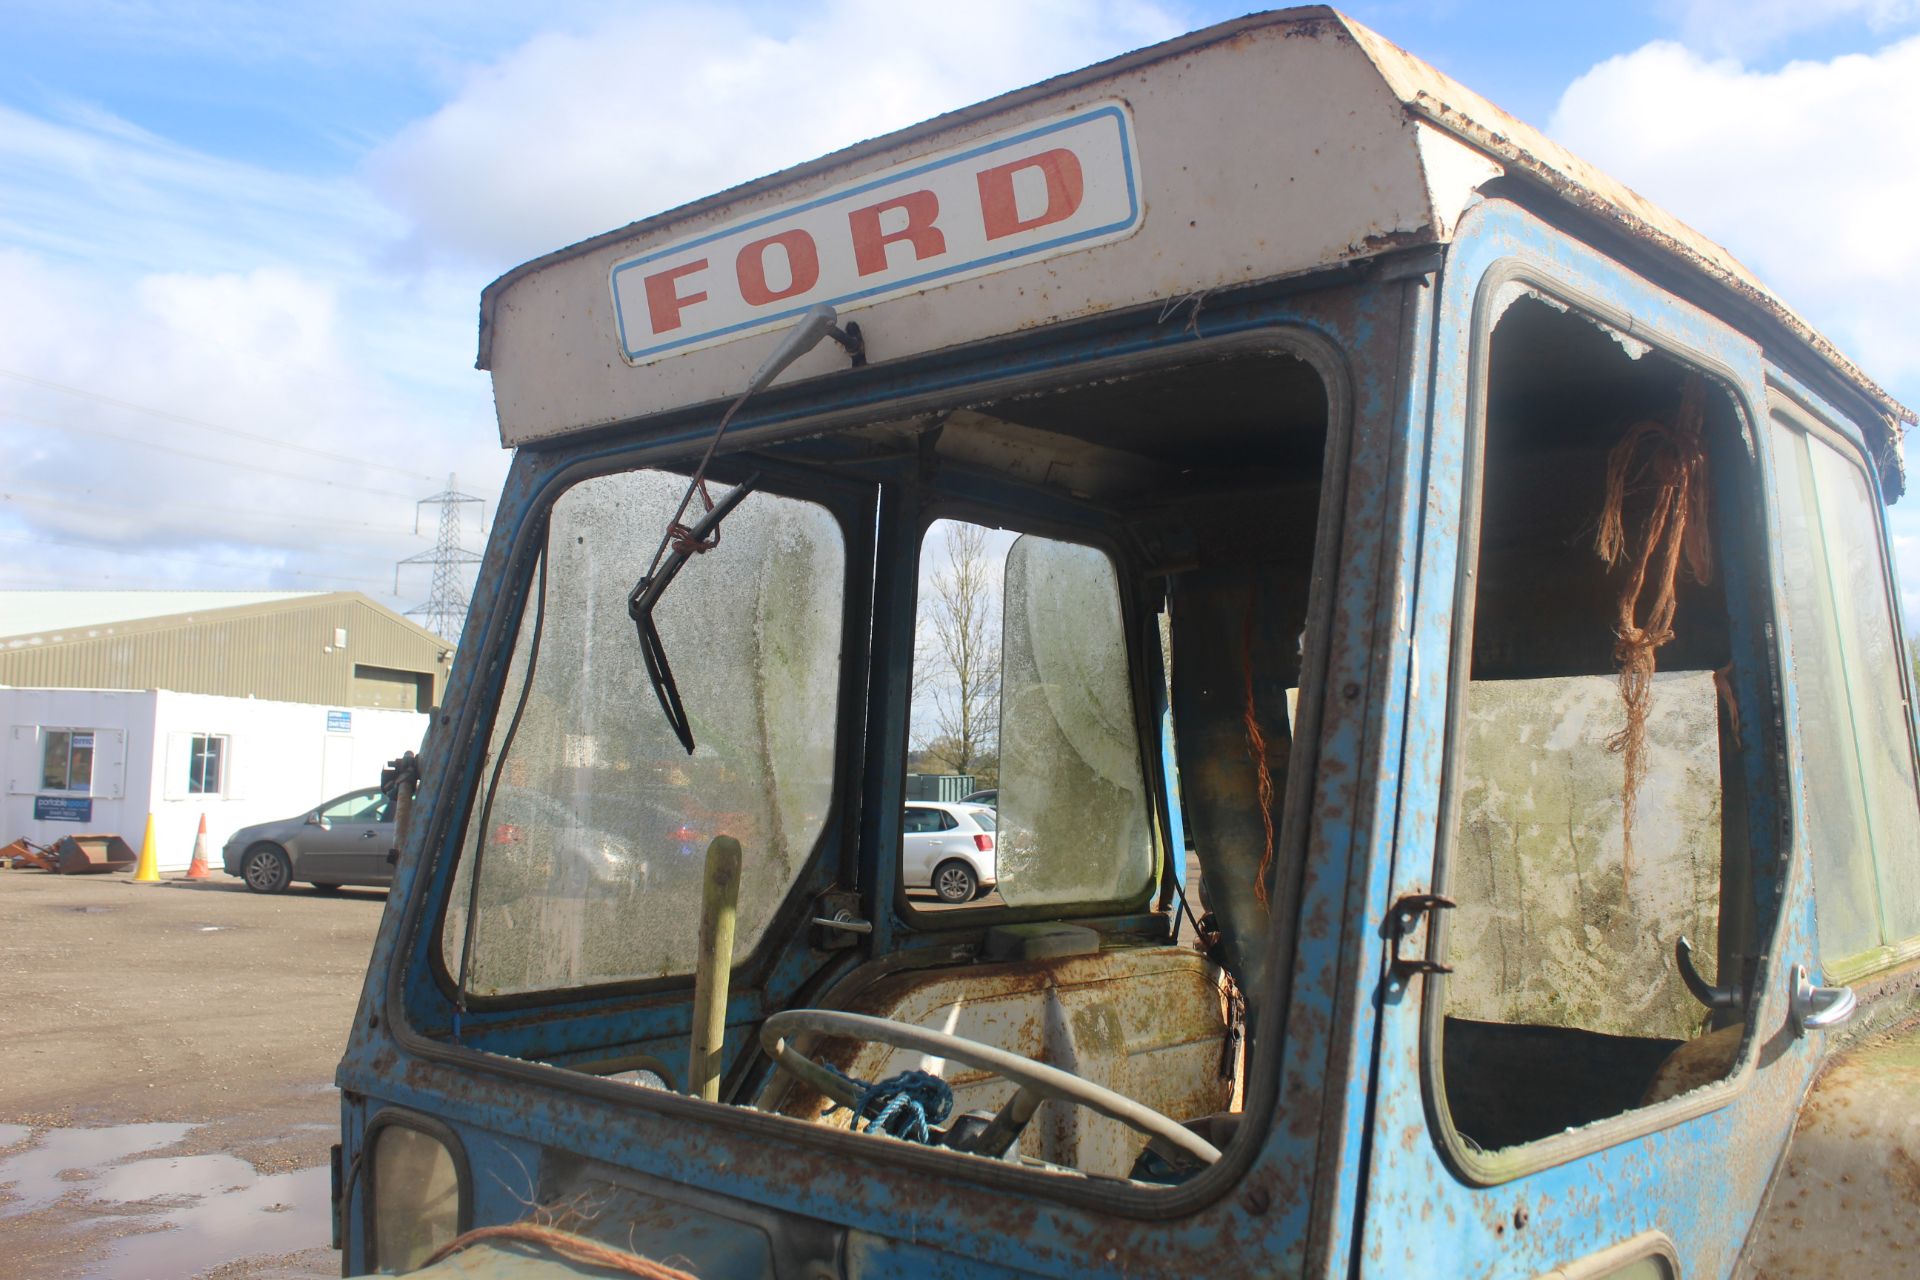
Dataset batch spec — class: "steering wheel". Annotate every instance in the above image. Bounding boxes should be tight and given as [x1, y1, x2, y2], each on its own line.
[760, 1008, 1222, 1166]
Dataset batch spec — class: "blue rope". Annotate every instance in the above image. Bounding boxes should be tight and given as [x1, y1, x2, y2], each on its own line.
[820, 1064, 953, 1144]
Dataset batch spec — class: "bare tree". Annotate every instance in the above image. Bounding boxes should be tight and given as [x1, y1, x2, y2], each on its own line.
[921, 523, 1001, 779]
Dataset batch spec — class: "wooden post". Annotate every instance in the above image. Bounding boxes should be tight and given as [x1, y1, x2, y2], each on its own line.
[688, 835, 743, 1101]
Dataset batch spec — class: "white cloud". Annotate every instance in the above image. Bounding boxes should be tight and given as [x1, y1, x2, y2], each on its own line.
[1672, 0, 1920, 58]
[1550, 37, 1920, 390]
[366, 0, 1181, 268]
[1550, 35, 1920, 616]
[0, 0, 1185, 620]
[0, 94, 505, 610]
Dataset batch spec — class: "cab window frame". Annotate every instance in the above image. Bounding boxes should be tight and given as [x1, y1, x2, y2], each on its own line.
[893, 501, 1166, 930]
[382, 316, 1360, 1226]
[1766, 385, 1920, 983]
[420, 451, 876, 1011]
[1420, 261, 1789, 1186]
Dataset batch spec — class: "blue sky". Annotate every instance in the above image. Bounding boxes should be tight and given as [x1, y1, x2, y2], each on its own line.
[1, 1, 1917, 620]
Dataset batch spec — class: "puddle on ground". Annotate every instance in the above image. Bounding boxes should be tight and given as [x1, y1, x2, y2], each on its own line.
[0, 1122, 331, 1279]
[0, 1124, 29, 1149]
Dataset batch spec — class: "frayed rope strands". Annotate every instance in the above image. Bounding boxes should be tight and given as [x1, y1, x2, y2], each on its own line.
[1594, 372, 1713, 892]
[1242, 601, 1278, 908]
[420, 1222, 702, 1278]
[821, 1064, 954, 1144]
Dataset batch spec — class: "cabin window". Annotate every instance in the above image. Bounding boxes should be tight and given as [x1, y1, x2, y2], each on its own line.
[441, 468, 845, 996]
[187, 734, 227, 795]
[1770, 405, 1920, 976]
[39, 729, 94, 793]
[904, 521, 1152, 911]
[1434, 296, 1762, 1154]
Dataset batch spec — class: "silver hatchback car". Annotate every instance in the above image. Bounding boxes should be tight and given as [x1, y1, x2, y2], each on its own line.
[901, 801, 997, 902]
[223, 786, 395, 894]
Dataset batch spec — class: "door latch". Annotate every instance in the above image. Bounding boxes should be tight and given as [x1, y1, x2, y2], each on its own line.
[1789, 962, 1856, 1034]
[1385, 892, 1455, 993]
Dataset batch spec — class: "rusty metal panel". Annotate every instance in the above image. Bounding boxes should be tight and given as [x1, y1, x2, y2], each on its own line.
[481, 13, 1444, 446]
[481, 12, 1907, 462]
[1351, 197, 1817, 1278]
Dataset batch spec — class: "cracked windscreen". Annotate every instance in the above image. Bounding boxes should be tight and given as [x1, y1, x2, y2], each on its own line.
[442, 468, 844, 995]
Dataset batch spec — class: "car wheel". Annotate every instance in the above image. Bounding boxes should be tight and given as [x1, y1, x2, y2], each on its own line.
[933, 860, 977, 904]
[241, 844, 293, 895]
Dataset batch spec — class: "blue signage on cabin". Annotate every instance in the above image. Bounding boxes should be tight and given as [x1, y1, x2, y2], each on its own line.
[34, 795, 92, 823]
[327, 710, 352, 733]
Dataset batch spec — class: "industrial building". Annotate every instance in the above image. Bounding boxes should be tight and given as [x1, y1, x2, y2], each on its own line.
[1, 591, 450, 871]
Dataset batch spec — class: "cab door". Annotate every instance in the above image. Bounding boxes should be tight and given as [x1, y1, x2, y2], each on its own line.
[1350, 201, 1831, 1277]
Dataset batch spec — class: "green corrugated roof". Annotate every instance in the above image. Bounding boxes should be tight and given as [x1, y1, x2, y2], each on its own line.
[0, 591, 321, 641]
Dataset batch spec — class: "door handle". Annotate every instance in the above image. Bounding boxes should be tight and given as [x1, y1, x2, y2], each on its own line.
[362, 830, 379, 839]
[1789, 963, 1856, 1034]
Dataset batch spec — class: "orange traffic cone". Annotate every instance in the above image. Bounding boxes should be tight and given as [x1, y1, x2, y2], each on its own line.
[183, 814, 213, 881]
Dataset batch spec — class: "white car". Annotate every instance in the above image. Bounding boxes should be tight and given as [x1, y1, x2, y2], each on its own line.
[901, 801, 997, 903]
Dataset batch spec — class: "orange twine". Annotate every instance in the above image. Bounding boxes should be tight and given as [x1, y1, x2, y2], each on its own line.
[421, 1223, 702, 1278]
[1594, 373, 1713, 891]
[1242, 603, 1278, 908]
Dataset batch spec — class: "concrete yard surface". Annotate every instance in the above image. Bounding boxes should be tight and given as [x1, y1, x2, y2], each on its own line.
[0, 869, 387, 1278]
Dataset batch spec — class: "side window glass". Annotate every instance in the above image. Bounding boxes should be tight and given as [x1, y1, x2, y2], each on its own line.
[905, 520, 1152, 911]
[323, 791, 379, 821]
[1436, 297, 1758, 1154]
[443, 470, 845, 995]
[1772, 410, 1920, 970]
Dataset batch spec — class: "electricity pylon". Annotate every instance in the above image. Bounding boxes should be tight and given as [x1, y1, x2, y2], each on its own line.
[397, 474, 485, 643]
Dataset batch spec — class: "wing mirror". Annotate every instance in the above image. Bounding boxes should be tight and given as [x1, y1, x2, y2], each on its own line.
[307, 812, 331, 830]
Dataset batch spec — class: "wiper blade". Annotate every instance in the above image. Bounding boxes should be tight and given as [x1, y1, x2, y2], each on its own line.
[626, 303, 864, 755]
[627, 473, 760, 754]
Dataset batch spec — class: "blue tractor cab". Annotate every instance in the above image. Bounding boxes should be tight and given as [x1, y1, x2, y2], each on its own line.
[336, 9, 1920, 1276]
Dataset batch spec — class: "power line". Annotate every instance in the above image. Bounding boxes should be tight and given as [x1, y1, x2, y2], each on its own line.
[397, 474, 485, 642]
[0, 486, 418, 537]
[0, 409, 422, 500]
[0, 529, 390, 589]
[0, 366, 438, 481]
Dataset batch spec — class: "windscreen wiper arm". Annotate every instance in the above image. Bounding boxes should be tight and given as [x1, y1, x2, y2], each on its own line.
[628, 474, 761, 754]
[624, 303, 864, 755]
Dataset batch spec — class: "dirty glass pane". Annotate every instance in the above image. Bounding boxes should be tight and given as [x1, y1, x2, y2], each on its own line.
[372, 1126, 459, 1273]
[1447, 672, 1722, 1041]
[443, 470, 844, 994]
[39, 730, 69, 790]
[67, 735, 92, 793]
[1773, 423, 1883, 964]
[1807, 437, 1920, 942]
[997, 534, 1152, 906]
[903, 521, 1151, 910]
[1439, 304, 1751, 1152]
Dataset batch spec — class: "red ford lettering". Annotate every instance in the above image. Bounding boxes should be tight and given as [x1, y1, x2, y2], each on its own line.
[848, 190, 947, 277]
[643, 260, 710, 335]
[977, 149, 1086, 241]
[610, 104, 1140, 365]
[736, 230, 822, 306]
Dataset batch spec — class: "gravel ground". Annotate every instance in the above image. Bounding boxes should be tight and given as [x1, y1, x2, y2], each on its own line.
[0, 869, 387, 1279]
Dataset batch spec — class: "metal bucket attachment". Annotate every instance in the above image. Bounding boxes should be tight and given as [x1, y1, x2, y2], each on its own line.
[52, 834, 138, 875]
